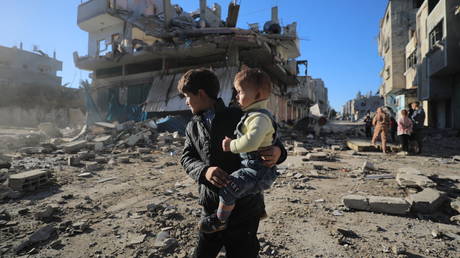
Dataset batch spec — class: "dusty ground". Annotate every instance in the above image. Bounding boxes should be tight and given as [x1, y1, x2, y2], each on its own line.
[1, 127, 460, 258]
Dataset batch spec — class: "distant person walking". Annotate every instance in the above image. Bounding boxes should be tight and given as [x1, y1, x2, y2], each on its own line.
[397, 109, 413, 154]
[371, 107, 390, 153]
[411, 102, 426, 154]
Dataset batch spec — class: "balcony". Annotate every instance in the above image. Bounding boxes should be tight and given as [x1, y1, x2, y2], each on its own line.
[426, 0, 460, 76]
[78, 0, 122, 32]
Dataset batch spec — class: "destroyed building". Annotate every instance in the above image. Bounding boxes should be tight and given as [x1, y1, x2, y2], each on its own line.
[378, 0, 460, 128]
[342, 92, 384, 120]
[74, 0, 326, 123]
[0, 45, 84, 127]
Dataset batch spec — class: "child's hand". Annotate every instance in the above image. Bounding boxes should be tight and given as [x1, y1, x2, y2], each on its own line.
[222, 137, 232, 152]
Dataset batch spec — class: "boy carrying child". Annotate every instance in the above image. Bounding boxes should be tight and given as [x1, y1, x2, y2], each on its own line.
[178, 68, 286, 258]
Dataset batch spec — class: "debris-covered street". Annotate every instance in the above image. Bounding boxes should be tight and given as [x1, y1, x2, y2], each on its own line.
[1, 121, 460, 257]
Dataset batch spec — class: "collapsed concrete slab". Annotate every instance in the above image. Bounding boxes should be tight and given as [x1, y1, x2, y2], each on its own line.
[407, 189, 446, 214]
[396, 168, 435, 188]
[346, 139, 378, 152]
[368, 196, 411, 215]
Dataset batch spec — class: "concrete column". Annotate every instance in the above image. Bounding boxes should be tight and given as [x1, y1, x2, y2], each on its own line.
[227, 46, 239, 67]
[271, 6, 279, 23]
[163, 0, 171, 27]
[200, 0, 207, 27]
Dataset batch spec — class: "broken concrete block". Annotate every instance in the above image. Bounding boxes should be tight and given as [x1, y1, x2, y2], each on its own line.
[407, 189, 446, 214]
[451, 199, 460, 213]
[20, 147, 44, 154]
[331, 145, 342, 151]
[67, 156, 81, 167]
[34, 206, 56, 220]
[294, 147, 308, 156]
[452, 156, 460, 162]
[137, 148, 150, 154]
[77, 151, 95, 161]
[396, 171, 435, 189]
[119, 157, 130, 164]
[62, 140, 87, 154]
[0, 154, 12, 169]
[94, 142, 105, 152]
[16, 225, 56, 253]
[95, 157, 108, 164]
[368, 196, 411, 215]
[94, 122, 116, 129]
[93, 135, 112, 144]
[127, 133, 143, 146]
[342, 195, 370, 211]
[9, 170, 52, 191]
[360, 161, 375, 173]
[85, 162, 101, 171]
[306, 152, 328, 161]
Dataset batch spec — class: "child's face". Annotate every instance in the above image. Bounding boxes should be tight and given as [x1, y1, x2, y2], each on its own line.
[183, 91, 208, 114]
[234, 83, 258, 109]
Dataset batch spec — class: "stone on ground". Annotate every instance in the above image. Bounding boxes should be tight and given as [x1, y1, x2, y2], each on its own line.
[368, 196, 411, 215]
[407, 189, 446, 213]
[342, 195, 370, 211]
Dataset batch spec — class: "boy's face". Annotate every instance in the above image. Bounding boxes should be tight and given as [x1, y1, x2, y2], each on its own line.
[234, 83, 258, 109]
[183, 91, 209, 114]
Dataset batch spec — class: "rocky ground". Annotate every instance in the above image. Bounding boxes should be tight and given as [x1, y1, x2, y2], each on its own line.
[1, 122, 460, 258]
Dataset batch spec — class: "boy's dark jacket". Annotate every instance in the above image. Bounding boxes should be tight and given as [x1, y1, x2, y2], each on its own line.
[180, 98, 287, 226]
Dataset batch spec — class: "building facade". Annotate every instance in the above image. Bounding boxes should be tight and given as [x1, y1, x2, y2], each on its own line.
[0, 45, 62, 88]
[378, 0, 460, 129]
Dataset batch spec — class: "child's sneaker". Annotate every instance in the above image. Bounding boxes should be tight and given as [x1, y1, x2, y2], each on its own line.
[199, 213, 227, 233]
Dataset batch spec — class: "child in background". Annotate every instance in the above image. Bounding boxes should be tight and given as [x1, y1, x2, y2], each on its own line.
[199, 68, 279, 233]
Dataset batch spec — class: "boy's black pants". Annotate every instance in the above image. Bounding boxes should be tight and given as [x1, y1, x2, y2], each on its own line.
[193, 215, 260, 258]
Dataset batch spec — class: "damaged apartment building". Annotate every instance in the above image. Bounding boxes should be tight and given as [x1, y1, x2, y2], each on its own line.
[74, 0, 328, 123]
[378, 0, 460, 129]
[342, 92, 384, 120]
[0, 45, 84, 127]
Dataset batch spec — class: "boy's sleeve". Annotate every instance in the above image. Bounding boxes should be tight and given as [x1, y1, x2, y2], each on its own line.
[180, 125, 209, 185]
[230, 115, 273, 153]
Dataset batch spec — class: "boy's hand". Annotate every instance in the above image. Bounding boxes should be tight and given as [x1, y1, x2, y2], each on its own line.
[258, 145, 281, 168]
[222, 137, 232, 152]
[205, 167, 230, 188]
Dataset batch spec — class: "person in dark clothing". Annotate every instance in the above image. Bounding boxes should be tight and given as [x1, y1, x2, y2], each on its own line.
[389, 116, 398, 143]
[178, 68, 287, 258]
[364, 111, 372, 138]
[410, 102, 426, 154]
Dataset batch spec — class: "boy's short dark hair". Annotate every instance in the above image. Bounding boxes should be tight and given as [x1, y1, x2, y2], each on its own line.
[177, 68, 220, 99]
[234, 68, 272, 95]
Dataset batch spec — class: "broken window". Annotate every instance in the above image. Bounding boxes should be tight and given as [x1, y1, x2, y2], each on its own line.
[429, 20, 443, 50]
[98, 39, 112, 56]
[407, 50, 417, 70]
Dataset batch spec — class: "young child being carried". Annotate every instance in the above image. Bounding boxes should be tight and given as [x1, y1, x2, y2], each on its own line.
[200, 68, 279, 233]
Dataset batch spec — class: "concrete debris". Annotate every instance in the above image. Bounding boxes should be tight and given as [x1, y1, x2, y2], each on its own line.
[361, 161, 375, 172]
[368, 196, 411, 215]
[343, 194, 411, 215]
[342, 195, 370, 211]
[293, 147, 308, 156]
[67, 156, 81, 167]
[154, 231, 178, 250]
[0, 153, 12, 169]
[62, 140, 88, 154]
[85, 162, 101, 171]
[16, 225, 55, 253]
[452, 156, 460, 162]
[305, 152, 328, 161]
[451, 199, 460, 213]
[34, 206, 56, 220]
[127, 233, 146, 246]
[407, 189, 446, 214]
[396, 168, 436, 189]
[9, 169, 52, 191]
